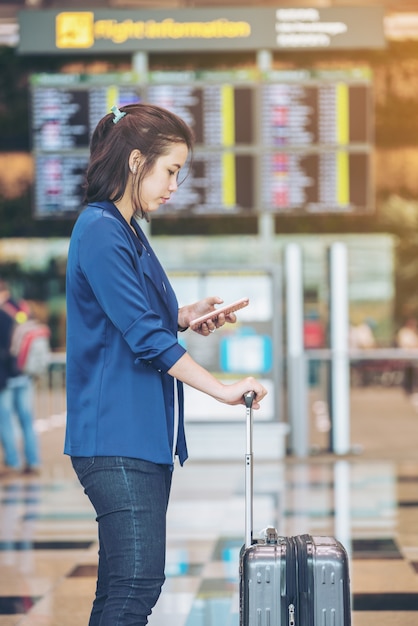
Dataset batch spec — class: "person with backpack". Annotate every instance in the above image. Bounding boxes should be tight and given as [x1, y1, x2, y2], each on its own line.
[0, 279, 41, 475]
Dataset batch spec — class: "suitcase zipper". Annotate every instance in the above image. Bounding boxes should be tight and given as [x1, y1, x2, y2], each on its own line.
[288, 603, 295, 626]
[295, 534, 315, 626]
[286, 538, 298, 626]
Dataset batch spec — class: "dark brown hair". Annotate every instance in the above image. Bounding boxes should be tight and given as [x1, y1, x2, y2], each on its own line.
[84, 102, 194, 216]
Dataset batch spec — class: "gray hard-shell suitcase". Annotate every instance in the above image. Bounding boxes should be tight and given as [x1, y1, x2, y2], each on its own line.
[239, 392, 351, 626]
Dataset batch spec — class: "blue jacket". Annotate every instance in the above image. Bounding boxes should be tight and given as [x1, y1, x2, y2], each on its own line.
[64, 201, 188, 465]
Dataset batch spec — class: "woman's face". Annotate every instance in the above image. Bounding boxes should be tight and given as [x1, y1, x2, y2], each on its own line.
[139, 142, 189, 214]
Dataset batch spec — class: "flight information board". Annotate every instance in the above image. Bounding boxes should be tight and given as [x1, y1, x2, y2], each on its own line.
[35, 153, 89, 216]
[261, 82, 371, 146]
[31, 79, 142, 152]
[160, 151, 255, 216]
[147, 83, 255, 146]
[262, 150, 369, 213]
[30, 69, 373, 219]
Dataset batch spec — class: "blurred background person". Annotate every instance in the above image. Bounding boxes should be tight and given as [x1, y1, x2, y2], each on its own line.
[349, 318, 377, 350]
[396, 316, 418, 398]
[0, 279, 40, 475]
[349, 318, 377, 386]
[304, 310, 325, 386]
[0, 302, 20, 474]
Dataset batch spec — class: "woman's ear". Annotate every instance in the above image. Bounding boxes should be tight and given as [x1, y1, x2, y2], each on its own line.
[129, 149, 142, 174]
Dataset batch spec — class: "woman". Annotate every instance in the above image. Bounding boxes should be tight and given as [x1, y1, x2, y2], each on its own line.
[65, 103, 267, 626]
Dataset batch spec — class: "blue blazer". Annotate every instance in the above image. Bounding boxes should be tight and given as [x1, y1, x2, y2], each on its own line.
[64, 201, 188, 466]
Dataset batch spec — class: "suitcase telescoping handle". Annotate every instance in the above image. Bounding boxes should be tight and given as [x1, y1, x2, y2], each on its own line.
[244, 391, 255, 549]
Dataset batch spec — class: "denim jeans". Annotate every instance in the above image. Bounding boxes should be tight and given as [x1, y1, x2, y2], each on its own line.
[0, 375, 40, 469]
[71, 456, 173, 626]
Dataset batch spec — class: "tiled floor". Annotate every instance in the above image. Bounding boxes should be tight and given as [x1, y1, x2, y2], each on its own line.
[1, 386, 418, 625]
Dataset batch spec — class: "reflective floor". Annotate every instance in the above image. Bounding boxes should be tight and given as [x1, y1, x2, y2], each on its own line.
[0, 386, 418, 625]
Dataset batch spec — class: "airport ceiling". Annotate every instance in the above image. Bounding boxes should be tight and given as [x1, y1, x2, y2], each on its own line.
[2, 0, 418, 10]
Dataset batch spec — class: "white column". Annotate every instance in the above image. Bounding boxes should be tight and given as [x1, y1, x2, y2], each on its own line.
[329, 242, 350, 455]
[285, 244, 308, 457]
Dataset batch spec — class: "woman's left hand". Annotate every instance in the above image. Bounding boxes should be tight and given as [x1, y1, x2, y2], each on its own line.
[178, 296, 237, 336]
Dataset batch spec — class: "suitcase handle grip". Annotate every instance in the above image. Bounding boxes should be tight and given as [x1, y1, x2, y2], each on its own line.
[244, 390, 256, 408]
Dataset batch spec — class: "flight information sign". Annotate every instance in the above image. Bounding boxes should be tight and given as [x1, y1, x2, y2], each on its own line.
[261, 82, 372, 147]
[35, 153, 89, 217]
[31, 75, 142, 152]
[262, 150, 369, 213]
[30, 69, 373, 219]
[147, 81, 255, 146]
[160, 151, 255, 216]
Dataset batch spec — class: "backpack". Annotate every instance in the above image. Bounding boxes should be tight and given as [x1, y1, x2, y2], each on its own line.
[2, 301, 51, 378]
[5, 312, 50, 378]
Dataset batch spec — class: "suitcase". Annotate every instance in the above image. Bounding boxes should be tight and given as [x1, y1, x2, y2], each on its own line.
[239, 392, 352, 626]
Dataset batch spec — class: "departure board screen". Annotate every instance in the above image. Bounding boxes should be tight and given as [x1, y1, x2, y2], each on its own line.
[32, 88, 90, 151]
[147, 83, 255, 146]
[159, 151, 255, 216]
[35, 153, 89, 216]
[261, 83, 372, 147]
[262, 150, 370, 213]
[30, 69, 373, 219]
[31, 80, 142, 151]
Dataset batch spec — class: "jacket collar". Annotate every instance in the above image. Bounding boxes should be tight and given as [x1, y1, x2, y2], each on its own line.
[91, 200, 146, 255]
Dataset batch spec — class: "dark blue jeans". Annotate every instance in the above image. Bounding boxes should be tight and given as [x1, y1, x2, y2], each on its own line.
[71, 456, 173, 626]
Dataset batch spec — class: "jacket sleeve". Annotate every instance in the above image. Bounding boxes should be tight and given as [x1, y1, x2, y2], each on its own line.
[76, 214, 185, 373]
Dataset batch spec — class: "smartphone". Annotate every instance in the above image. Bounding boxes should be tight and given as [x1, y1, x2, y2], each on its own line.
[189, 297, 249, 329]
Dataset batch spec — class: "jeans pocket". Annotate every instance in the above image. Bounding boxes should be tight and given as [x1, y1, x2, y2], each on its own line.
[71, 456, 95, 480]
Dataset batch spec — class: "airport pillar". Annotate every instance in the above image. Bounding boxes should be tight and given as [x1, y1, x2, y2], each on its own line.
[328, 242, 350, 455]
[285, 244, 308, 457]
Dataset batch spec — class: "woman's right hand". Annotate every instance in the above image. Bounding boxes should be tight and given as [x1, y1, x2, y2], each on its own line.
[217, 377, 268, 409]
[168, 354, 267, 410]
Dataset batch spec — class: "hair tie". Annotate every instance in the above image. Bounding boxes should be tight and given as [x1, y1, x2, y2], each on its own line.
[111, 105, 127, 124]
